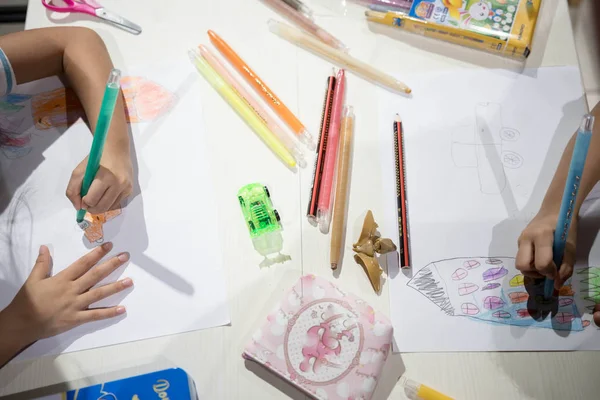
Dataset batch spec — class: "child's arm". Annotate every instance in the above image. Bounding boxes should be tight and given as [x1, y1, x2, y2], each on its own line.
[516, 101, 600, 324]
[0, 27, 132, 213]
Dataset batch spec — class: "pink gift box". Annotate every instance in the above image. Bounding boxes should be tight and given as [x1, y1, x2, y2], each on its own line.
[243, 275, 393, 400]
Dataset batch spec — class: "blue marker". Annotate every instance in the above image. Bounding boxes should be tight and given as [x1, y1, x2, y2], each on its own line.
[544, 114, 595, 298]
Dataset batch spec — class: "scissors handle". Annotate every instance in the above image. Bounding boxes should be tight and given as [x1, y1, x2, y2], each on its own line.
[41, 0, 100, 16]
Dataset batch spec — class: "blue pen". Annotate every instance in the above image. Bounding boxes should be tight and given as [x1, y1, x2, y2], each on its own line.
[544, 114, 595, 298]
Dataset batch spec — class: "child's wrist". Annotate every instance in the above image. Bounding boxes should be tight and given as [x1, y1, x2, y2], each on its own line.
[0, 306, 35, 350]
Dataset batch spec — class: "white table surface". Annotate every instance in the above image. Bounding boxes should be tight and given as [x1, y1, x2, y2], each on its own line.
[1, 0, 598, 399]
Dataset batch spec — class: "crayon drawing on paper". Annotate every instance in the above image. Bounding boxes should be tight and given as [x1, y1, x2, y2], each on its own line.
[0, 76, 177, 159]
[451, 103, 523, 195]
[408, 257, 592, 332]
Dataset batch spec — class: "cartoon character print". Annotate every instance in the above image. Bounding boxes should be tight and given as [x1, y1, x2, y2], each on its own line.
[243, 275, 393, 400]
[461, 1, 494, 26]
[300, 304, 357, 373]
[441, 0, 465, 20]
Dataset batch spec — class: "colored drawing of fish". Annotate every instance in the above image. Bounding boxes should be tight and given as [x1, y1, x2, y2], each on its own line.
[492, 311, 511, 319]
[463, 259, 480, 269]
[407, 257, 590, 332]
[482, 283, 501, 291]
[452, 268, 468, 280]
[458, 282, 479, 296]
[483, 296, 504, 310]
[508, 292, 528, 304]
[461, 303, 479, 315]
[559, 285, 575, 297]
[483, 266, 508, 282]
[509, 274, 524, 287]
[553, 312, 575, 324]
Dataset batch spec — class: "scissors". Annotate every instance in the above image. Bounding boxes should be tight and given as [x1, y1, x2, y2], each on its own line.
[41, 0, 142, 35]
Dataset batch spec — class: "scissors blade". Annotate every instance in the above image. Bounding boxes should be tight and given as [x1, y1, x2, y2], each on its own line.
[95, 8, 142, 34]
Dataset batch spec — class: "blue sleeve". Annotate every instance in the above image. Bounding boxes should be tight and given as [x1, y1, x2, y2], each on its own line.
[0, 48, 16, 95]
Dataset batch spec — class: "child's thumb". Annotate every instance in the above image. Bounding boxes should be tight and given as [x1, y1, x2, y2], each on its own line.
[29, 245, 52, 281]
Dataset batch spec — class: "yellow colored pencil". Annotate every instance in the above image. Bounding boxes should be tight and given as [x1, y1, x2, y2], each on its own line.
[188, 49, 296, 168]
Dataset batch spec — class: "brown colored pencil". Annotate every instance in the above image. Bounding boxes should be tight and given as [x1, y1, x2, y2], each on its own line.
[330, 106, 355, 269]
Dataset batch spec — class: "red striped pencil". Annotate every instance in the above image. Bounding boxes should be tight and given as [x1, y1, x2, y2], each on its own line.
[394, 114, 410, 268]
[307, 71, 336, 223]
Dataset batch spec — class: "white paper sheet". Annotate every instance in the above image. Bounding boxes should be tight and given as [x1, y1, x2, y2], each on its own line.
[0, 62, 230, 360]
[378, 66, 600, 351]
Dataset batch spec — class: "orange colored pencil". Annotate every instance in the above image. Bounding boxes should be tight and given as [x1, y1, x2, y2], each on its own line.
[207, 30, 315, 149]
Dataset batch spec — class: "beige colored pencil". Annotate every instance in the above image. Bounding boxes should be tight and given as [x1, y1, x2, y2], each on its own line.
[268, 19, 411, 94]
[330, 106, 355, 270]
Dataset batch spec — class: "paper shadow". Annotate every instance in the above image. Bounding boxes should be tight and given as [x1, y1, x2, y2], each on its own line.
[522, 0, 560, 72]
[488, 97, 586, 338]
[0, 77, 75, 215]
[244, 359, 307, 400]
[373, 353, 405, 400]
[488, 96, 586, 256]
[80, 124, 195, 296]
[0, 361, 174, 399]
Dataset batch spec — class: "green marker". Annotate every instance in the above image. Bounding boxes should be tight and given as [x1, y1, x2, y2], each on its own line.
[76, 69, 121, 226]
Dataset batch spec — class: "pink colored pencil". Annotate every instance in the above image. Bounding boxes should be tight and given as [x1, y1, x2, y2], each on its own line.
[317, 69, 345, 233]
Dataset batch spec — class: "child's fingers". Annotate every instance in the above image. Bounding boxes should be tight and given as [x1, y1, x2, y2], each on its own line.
[516, 238, 535, 273]
[59, 242, 113, 280]
[88, 187, 120, 214]
[555, 263, 573, 290]
[532, 233, 556, 279]
[109, 192, 127, 211]
[82, 177, 109, 211]
[76, 252, 130, 292]
[76, 305, 126, 325]
[78, 277, 133, 308]
[29, 245, 51, 281]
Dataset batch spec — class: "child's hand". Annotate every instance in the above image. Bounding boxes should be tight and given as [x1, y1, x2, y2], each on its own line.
[2, 243, 132, 346]
[516, 211, 577, 290]
[66, 149, 133, 214]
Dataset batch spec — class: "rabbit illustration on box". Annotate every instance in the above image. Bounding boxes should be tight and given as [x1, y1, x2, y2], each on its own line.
[243, 275, 393, 400]
[461, 1, 494, 26]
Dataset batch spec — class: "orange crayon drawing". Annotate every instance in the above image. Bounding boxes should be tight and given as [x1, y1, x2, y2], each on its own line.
[31, 87, 84, 130]
[82, 209, 122, 244]
[558, 285, 575, 297]
[121, 76, 177, 123]
[30, 76, 177, 130]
